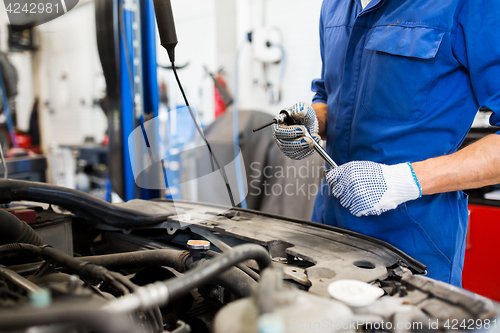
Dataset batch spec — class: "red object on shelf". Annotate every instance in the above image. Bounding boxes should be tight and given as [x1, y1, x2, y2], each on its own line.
[15, 132, 32, 149]
[462, 204, 500, 301]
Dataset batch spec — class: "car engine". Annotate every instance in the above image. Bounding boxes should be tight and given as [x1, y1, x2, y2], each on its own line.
[0, 179, 498, 333]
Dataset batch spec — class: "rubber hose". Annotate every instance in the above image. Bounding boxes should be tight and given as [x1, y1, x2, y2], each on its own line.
[206, 250, 260, 281]
[0, 244, 110, 284]
[164, 244, 271, 302]
[81, 249, 257, 298]
[204, 261, 255, 298]
[105, 244, 272, 313]
[80, 249, 188, 272]
[0, 209, 42, 246]
[0, 179, 169, 227]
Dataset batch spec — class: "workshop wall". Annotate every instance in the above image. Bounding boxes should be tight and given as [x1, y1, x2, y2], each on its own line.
[0, 9, 7, 52]
[159, 0, 217, 125]
[235, 0, 323, 115]
[35, 1, 107, 151]
[163, 0, 323, 125]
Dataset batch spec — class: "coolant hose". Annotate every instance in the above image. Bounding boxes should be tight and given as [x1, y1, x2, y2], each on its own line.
[80, 248, 187, 271]
[0, 179, 170, 227]
[0, 244, 111, 284]
[0, 209, 42, 246]
[166, 244, 271, 301]
[107, 244, 272, 313]
[81, 248, 257, 298]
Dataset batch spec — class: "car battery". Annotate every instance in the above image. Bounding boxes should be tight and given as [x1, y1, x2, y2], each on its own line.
[6, 206, 73, 256]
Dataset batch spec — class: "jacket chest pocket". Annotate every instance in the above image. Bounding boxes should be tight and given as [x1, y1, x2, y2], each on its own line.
[361, 26, 445, 121]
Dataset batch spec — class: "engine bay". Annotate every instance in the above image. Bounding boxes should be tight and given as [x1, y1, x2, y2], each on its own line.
[0, 179, 497, 333]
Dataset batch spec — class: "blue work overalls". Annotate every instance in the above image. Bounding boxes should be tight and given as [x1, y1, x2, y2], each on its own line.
[311, 0, 500, 286]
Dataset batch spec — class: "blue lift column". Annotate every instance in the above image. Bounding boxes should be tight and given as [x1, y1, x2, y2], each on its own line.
[140, 0, 161, 200]
[119, 0, 160, 201]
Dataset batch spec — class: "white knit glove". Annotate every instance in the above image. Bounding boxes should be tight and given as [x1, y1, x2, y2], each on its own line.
[271, 102, 321, 160]
[325, 161, 422, 217]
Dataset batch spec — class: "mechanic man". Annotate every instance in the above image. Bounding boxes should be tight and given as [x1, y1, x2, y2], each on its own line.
[272, 0, 500, 286]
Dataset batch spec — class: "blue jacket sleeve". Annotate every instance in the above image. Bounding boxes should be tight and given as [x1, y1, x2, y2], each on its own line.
[311, 2, 327, 105]
[453, 0, 500, 135]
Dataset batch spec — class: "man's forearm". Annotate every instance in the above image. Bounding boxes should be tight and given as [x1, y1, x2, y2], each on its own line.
[312, 102, 328, 140]
[412, 134, 500, 195]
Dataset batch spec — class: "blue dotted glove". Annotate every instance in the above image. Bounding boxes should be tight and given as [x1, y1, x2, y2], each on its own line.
[325, 161, 422, 217]
[271, 102, 321, 160]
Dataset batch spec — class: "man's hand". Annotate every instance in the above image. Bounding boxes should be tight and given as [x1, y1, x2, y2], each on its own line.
[325, 161, 422, 216]
[272, 102, 322, 160]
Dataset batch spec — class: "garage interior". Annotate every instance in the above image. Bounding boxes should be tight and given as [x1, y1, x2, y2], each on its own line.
[0, 0, 499, 332]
